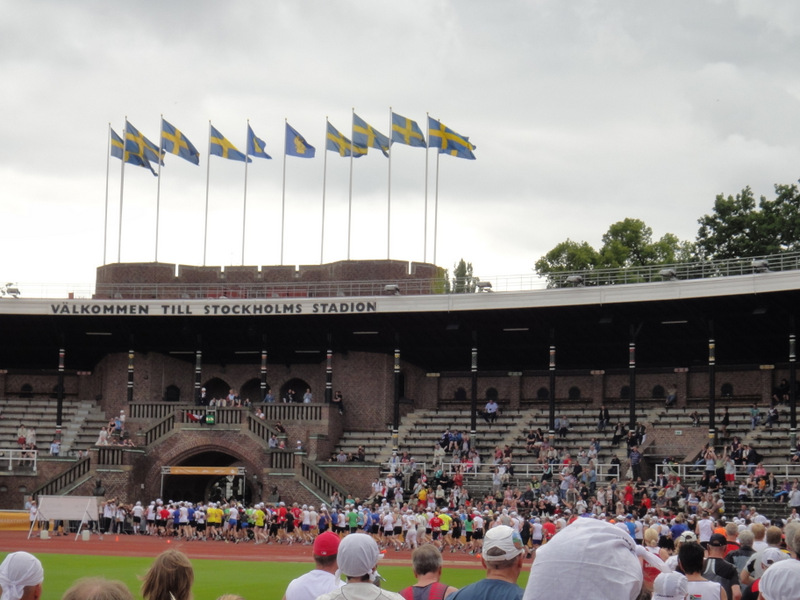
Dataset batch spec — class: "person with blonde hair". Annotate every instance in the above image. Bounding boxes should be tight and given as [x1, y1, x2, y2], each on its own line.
[62, 578, 132, 600]
[141, 550, 194, 600]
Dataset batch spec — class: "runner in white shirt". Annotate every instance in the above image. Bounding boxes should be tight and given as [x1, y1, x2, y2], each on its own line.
[132, 501, 144, 535]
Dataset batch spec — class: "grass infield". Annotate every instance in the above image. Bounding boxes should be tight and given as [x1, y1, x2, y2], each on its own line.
[25, 553, 529, 600]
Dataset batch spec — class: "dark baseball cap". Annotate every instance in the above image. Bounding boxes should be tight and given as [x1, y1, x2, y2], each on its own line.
[708, 533, 727, 547]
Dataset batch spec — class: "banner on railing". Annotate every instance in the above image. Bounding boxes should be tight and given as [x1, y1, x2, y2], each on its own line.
[162, 466, 243, 476]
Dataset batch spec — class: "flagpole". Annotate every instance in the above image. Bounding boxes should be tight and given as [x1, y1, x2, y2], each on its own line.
[118, 118, 128, 263]
[104, 123, 112, 266]
[387, 106, 392, 260]
[280, 119, 288, 266]
[203, 121, 212, 267]
[242, 120, 250, 266]
[433, 140, 440, 267]
[155, 115, 164, 262]
[321, 118, 329, 265]
[347, 108, 355, 261]
[424, 112, 430, 264]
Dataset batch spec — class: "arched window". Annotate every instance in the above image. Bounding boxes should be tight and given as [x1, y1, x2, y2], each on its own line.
[202, 377, 231, 402]
[536, 387, 549, 400]
[164, 385, 180, 402]
[620, 386, 630, 399]
[721, 383, 734, 397]
[280, 378, 311, 402]
[239, 378, 262, 403]
[652, 385, 665, 399]
[20, 383, 33, 399]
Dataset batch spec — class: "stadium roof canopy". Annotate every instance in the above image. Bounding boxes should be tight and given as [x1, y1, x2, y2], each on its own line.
[1, 271, 798, 373]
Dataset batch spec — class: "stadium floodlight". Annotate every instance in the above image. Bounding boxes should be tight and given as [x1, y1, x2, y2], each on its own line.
[475, 281, 493, 292]
[564, 275, 583, 286]
[384, 284, 401, 295]
[751, 259, 769, 273]
[659, 268, 678, 281]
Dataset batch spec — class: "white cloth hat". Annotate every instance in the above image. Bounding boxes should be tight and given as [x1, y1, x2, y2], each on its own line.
[483, 525, 524, 562]
[760, 559, 800, 600]
[652, 571, 688, 600]
[523, 518, 643, 600]
[336, 533, 380, 578]
[0, 552, 44, 600]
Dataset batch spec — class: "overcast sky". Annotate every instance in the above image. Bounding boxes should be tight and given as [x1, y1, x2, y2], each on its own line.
[3, 1, 800, 295]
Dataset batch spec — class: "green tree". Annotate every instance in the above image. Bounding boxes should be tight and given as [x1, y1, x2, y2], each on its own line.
[695, 186, 765, 259]
[599, 218, 658, 268]
[534, 240, 599, 277]
[535, 220, 688, 286]
[761, 183, 800, 253]
[451, 258, 476, 293]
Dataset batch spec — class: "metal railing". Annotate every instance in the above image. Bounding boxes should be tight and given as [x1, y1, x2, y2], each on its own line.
[13, 251, 800, 299]
[0, 448, 38, 472]
[654, 463, 800, 482]
[546, 251, 800, 289]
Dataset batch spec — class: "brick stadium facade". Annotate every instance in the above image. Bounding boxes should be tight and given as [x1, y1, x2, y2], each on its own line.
[0, 259, 798, 509]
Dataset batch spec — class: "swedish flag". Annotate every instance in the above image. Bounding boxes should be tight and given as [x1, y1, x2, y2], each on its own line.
[125, 120, 164, 166]
[352, 114, 390, 157]
[285, 123, 316, 158]
[161, 119, 200, 165]
[391, 112, 426, 148]
[114, 125, 157, 176]
[247, 125, 272, 159]
[427, 117, 476, 160]
[210, 125, 251, 162]
[326, 122, 365, 157]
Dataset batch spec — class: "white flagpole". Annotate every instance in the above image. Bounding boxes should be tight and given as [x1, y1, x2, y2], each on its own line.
[387, 106, 392, 260]
[242, 120, 250, 266]
[321, 118, 329, 264]
[104, 123, 112, 265]
[422, 118, 429, 264]
[203, 121, 212, 266]
[280, 119, 288, 266]
[117, 118, 128, 263]
[347, 108, 355, 261]
[155, 115, 163, 262]
[433, 134, 440, 267]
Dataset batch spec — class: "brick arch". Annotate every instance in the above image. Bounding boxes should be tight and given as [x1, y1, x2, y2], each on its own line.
[144, 433, 267, 492]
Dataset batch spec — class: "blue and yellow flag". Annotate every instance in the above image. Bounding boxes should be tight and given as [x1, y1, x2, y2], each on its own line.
[161, 119, 200, 165]
[352, 113, 390, 157]
[247, 125, 272, 159]
[125, 120, 164, 166]
[391, 112, 426, 148]
[285, 123, 316, 158]
[427, 117, 476, 160]
[326, 121, 365, 158]
[210, 125, 251, 162]
[111, 127, 156, 175]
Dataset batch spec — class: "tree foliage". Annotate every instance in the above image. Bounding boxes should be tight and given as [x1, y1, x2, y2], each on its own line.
[535, 180, 800, 279]
[696, 183, 800, 259]
[535, 218, 687, 280]
[451, 258, 476, 293]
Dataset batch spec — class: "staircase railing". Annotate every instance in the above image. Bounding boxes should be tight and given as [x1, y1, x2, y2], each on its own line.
[301, 457, 347, 499]
[32, 457, 91, 497]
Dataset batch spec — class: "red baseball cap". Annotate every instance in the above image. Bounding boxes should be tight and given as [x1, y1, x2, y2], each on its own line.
[313, 532, 340, 557]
